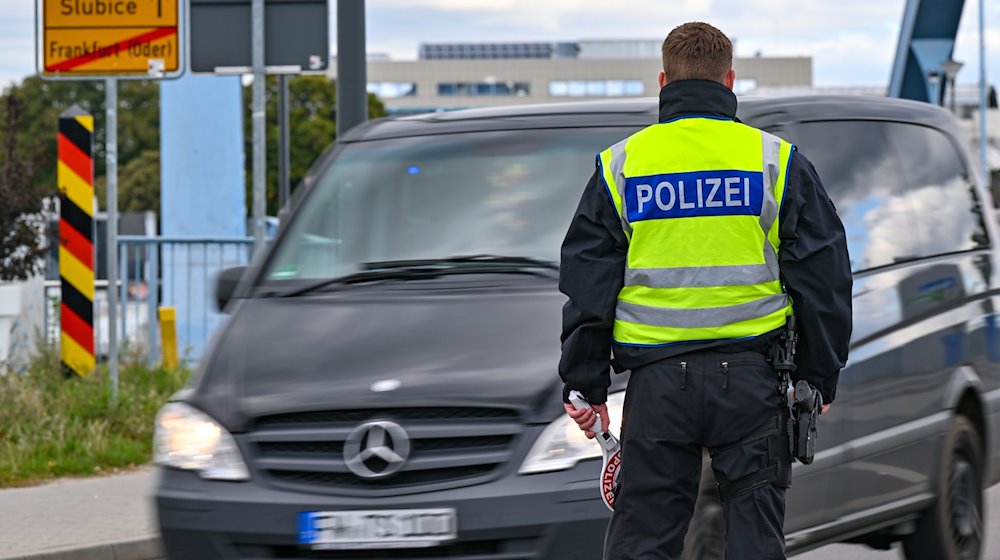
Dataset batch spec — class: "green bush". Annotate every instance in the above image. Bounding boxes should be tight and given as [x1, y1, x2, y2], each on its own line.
[0, 345, 189, 487]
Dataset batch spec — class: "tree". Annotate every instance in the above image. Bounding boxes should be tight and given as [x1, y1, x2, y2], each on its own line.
[94, 149, 160, 214]
[2, 73, 386, 223]
[244, 76, 387, 215]
[0, 92, 51, 281]
[9, 77, 160, 213]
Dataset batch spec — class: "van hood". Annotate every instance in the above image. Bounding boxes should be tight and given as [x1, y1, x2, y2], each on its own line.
[188, 278, 569, 430]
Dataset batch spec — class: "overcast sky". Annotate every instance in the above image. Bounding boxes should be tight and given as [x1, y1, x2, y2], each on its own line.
[3, 0, 998, 89]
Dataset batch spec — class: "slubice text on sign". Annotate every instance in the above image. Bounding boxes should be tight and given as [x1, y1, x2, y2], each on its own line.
[42, 0, 179, 76]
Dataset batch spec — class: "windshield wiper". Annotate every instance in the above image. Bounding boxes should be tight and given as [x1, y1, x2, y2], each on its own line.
[362, 254, 559, 271]
[275, 255, 557, 298]
[276, 268, 446, 297]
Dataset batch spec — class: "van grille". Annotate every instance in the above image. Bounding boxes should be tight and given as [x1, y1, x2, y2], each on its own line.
[249, 407, 523, 495]
[256, 407, 519, 427]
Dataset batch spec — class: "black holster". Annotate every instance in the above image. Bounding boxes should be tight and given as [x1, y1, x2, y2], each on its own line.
[769, 317, 821, 465]
[788, 380, 821, 464]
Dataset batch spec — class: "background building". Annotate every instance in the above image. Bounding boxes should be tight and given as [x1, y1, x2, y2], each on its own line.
[331, 39, 813, 115]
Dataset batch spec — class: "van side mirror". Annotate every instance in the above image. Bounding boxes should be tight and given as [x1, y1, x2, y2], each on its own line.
[216, 266, 247, 312]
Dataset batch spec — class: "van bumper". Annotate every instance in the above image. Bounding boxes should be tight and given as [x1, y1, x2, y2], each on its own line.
[155, 463, 611, 560]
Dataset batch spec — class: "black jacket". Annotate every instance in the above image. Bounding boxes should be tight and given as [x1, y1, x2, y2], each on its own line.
[558, 79, 852, 405]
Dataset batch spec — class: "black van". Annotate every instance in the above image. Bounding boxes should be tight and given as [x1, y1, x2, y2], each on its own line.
[154, 96, 1000, 560]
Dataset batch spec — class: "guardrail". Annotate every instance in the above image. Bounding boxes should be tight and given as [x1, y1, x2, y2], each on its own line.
[45, 236, 254, 365]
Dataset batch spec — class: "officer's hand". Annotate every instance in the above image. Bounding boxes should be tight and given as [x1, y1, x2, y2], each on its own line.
[822, 403, 831, 415]
[563, 403, 611, 439]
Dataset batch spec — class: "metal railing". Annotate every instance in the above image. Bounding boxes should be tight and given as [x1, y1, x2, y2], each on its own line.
[44, 279, 116, 358]
[45, 236, 254, 365]
[117, 236, 254, 364]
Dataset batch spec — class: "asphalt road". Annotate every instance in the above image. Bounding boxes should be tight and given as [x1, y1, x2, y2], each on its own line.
[802, 484, 1000, 559]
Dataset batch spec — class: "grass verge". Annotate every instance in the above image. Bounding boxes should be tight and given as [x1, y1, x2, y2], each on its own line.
[0, 345, 189, 487]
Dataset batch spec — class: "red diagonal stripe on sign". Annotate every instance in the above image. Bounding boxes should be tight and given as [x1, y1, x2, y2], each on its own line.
[58, 133, 92, 184]
[47, 27, 177, 72]
[59, 217, 93, 268]
[61, 302, 95, 355]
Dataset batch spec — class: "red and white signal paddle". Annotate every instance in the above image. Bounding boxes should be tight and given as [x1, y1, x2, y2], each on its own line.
[568, 390, 622, 511]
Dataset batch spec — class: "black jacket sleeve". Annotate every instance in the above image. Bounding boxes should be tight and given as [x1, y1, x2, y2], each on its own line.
[558, 167, 628, 405]
[778, 150, 853, 403]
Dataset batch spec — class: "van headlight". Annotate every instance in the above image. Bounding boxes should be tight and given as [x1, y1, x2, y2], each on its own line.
[519, 391, 625, 474]
[153, 402, 250, 481]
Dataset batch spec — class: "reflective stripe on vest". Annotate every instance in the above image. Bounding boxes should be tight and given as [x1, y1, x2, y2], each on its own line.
[598, 117, 795, 346]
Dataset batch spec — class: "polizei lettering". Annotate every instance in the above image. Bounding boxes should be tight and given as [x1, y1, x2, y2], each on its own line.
[625, 170, 765, 221]
[602, 452, 622, 510]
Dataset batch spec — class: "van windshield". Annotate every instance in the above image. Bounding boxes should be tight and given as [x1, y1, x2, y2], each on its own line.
[264, 127, 634, 281]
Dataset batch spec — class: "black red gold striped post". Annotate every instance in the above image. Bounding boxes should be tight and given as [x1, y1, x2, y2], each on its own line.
[58, 105, 95, 376]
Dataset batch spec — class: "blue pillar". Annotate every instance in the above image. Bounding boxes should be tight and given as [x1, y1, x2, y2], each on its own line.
[160, 75, 246, 360]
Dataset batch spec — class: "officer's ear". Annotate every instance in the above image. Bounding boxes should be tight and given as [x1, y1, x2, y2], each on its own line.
[723, 69, 736, 91]
[658, 70, 668, 88]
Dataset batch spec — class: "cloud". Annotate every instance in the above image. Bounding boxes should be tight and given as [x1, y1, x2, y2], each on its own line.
[364, 0, 710, 47]
[955, 2, 1000, 85]
[0, 6, 36, 86]
[2, 0, 999, 87]
[361, 0, 997, 86]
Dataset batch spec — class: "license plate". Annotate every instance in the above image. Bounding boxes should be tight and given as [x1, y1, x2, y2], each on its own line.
[298, 509, 457, 550]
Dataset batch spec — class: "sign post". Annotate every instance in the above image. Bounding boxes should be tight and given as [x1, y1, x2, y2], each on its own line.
[105, 78, 119, 402]
[251, 0, 266, 254]
[336, 0, 368, 138]
[979, 0, 990, 186]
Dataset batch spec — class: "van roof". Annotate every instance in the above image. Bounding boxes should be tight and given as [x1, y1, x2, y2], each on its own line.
[339, 95, 964, 143]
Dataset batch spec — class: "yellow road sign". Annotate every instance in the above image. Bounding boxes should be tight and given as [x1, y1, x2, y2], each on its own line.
[41, 0, 180, 76]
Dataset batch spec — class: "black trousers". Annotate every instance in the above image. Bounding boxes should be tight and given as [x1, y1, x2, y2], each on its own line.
[604, 349, 789, 560]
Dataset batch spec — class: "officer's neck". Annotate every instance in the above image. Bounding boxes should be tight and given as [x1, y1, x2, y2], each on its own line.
[658, 79, 738, 123]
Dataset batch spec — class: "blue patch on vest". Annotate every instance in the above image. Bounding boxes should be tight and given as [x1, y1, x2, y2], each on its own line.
[624, 170, 764, 222]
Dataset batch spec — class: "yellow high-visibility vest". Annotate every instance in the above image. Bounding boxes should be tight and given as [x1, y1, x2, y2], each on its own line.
[598, 116, 795, 346]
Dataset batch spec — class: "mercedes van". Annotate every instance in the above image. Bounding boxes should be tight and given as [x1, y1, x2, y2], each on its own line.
[154, 96, 1000, 560]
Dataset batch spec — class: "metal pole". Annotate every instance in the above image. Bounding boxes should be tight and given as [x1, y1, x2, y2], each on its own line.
[105, 78, 119, 403]
[979, 0, 990, 186]
[278, 74, 291, 208]
[950, 77, 958, 115]
[251, 0, 267, 255]
[148, 241, 158, 366]
[119, 243, 127, 350]
[336, 0, 367, 137]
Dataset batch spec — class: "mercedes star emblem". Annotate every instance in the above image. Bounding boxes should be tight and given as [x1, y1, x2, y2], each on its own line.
[344, 420, 411, 479]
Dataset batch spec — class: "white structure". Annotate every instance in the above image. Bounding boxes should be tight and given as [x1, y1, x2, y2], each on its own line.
[332, 40, 813, 115]
[0, 278, 46, 373]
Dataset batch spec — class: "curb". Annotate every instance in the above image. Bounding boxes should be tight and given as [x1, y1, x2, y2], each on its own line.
[2, 537, 162, 560]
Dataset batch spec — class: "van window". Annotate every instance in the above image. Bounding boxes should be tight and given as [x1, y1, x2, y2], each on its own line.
[780, 120, 924, 272]
[264, 128, 635, 281]
[886, 123, 990, 256]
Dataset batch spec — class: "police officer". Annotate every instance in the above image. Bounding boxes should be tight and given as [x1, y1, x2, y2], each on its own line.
[558, 22, 852, 560]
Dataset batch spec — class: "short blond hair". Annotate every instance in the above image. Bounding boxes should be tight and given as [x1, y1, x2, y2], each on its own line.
[661, 22, 733, 83]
